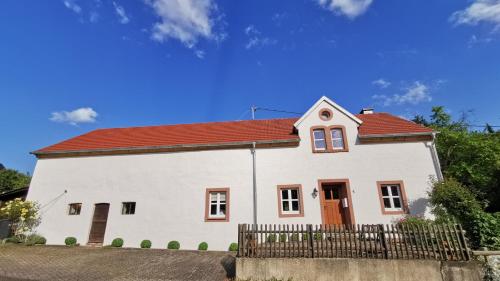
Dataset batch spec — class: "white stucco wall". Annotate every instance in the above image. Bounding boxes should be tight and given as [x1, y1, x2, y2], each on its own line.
[27, 100, 439, 250]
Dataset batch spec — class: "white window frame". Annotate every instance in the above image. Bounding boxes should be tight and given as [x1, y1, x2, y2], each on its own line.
[208, 191, 227, 219]
[381, 185, 403, 211]
[330, 128, 345, 150]
[313, 129, 327, 151]
[280, 188, 300, 215]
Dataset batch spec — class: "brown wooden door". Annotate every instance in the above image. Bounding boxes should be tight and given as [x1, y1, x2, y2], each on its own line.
[321, 184, 346, 225]
[88, 203, 110, 244]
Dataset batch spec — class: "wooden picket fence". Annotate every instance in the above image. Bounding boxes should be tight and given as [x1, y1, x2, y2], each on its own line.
[237, 224, 471, 261]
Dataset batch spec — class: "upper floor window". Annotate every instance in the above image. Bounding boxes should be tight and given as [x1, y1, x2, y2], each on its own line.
[331, 128, 345, 150]
[205, 188, 230, 222]
[312, 129, 327, 151]
[122, 202, 136, 215]
[68, 203, 81, 215]
[311, 125, 348, 153]
[377, 181, 408, 215]
[277, 185, 304, 217]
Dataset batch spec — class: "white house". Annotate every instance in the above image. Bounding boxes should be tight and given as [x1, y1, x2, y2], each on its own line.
[27, 97, 442, 250]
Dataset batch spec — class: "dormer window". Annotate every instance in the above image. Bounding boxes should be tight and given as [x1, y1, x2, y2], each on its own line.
[311, 125, 349, 153]
[312, 129, 327, 151]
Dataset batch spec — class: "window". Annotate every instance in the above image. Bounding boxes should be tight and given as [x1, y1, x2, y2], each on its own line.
[377, 181, 408, 215]
[68, 203, 81, 215]
[311, 125, 349, 153]
[277, 185, 304, 217]
[205, 188, 230, 221]
[121, 202, 136, 215]
[312, 129, 327, 151]
[319, 108, 333, 121]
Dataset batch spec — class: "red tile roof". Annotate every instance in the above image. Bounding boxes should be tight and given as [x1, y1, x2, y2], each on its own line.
[34, 113, 432, 155]
[35, 118, 300, 154]
[355, 113, 433, 136]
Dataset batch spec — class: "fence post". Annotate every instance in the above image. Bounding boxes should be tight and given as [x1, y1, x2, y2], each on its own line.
[379, 224, 388, 259]
[307, 224, 314, 258]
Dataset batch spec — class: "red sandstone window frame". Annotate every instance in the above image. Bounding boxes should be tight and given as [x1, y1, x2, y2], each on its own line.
[318, 108, 333, 121]
[205, 188, 230, 222]
[277, 184, 304, 218]
[376, 181, 409, 215]
[310, 125, 349, 153]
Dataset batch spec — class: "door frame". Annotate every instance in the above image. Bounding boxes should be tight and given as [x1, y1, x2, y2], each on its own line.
[87, 202, 110, 244]
[318, 179, 355, 225]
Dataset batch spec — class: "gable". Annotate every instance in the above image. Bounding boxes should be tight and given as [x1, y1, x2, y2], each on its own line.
[294, 96, 362, 128]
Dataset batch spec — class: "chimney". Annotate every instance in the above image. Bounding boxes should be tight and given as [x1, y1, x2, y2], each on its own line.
[359, 108, 374, 114]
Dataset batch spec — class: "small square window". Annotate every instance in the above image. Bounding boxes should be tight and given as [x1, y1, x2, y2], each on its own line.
[68, 203, 81, 215]
[278, 185, 304, 217]
[378, 181, 407, 215]
[205, 188, 230, 222]
[122, 202, 136, 215]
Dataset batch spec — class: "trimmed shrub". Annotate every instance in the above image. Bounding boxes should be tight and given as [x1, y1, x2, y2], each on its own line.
[111, 238, 124, 248]
[140, 240, 152, 249]
[4, 236, 21, 244]
[397, 215, 433, 227]
[302, 233, 309, 241]
[228, 242, 238, 252]
[26, 234, 46, 245]
[313, 232, 323, 241]
[167, 241, 180, 250]
[290, 233, 300, 242]
[266, 234, 277, 243]
[198, 242, 208, 251]
[64, 237, 77, 246]
[279, 234, 287, 243]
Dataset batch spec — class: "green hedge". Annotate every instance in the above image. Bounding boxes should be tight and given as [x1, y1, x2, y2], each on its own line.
[198, 242, 208, 251]
[228, 243, 238, 252]
[64, 237, 77, 246]
[167, 241, 180, 250]
[111, 238, 124, 247]
[140, 240, 152, 249]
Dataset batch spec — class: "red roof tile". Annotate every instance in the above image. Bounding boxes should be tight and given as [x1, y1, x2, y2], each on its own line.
[34, 113, 433, 155]
[355, 113, 433, 136]
[35, 118, 300, 154]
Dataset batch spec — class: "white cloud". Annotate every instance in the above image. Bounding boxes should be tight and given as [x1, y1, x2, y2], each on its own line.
[63, 0, 82, 14]
[450, 0, 500, 29]
[244, 25, 277, 50]
[372, 81, 432, 106]
[194, 49, 205, 59]
[113, 2, 130, 24]
[89, 11, 99, 23]
[146, 0, 226, 48]
[50, 107, 98, 125]
[467, 34, 493, 47]
[317, 0, 373, 19]
[372, 78, 391, 89]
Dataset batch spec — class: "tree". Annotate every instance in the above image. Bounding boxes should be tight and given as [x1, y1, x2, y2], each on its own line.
[0, 167, 31, 193]
[415, 107, 500, 212]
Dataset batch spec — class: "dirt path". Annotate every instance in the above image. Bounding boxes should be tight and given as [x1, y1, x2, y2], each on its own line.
[0, 245, 235, 281]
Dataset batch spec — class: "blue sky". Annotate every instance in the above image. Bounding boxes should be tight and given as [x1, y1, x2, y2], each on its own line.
[1, 0, 499, 174]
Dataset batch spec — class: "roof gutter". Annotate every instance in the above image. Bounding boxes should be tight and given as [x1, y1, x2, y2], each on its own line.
[358, 132, 434, 139]
[31, 138, 300, 157]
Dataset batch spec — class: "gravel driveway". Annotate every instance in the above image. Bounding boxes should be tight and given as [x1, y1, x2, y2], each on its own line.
[0, 245, 235, 281]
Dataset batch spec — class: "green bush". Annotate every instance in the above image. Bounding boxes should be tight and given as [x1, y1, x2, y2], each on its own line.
[198, 242, 208, 251]
[167, 241, 180, 250]
[279, 234, 287, 243]
[26, 234, 46, 245]
[140, 240, 151, 249]
[397, 215, 433, 227]
[302, 233, 309, 241]
[64, 237, 77, 246]
[228, 242, 238, 252]
[290, 233, 299, 242]
[111, 238, 124, 247]
[429, 179, 500, 249]
[266, 234, 276, 242]
[4, 236, 21, 244]
[313, 232, 323, 241]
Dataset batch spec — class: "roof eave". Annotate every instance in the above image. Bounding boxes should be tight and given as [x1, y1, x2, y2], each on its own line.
[358, 132, 434, 139]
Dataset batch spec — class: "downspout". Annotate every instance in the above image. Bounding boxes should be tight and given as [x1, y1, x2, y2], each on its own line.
[430, 132, 444, 181]
[251, 142, 258, 225]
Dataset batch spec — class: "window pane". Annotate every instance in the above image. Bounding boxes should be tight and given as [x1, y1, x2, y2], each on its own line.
[282, 190, 289, 199]
[332, 186, 340, 199]
[292, 201, 299, 211]
[219, 204, 226, 215]
[210, 193, 217, 201]
[331, 129, 342, 139]
[393, 198, 402, 208]
[291, 189, 298, 199]
[324, 188, 332, 200]
[332, 139, 344, 149]
[313, 129, 325, 139]
[383, 198, 391, 208]
[391, 185, 400, 196]
[210, 204, 217, 215]
[219, 192, 226, 201]
[381, 186, 389, 196]
[314, 140, 326, 149]
[282, 201, 289, 211]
